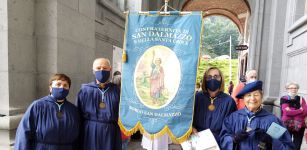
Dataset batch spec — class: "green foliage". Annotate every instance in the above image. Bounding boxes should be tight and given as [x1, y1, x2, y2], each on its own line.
[201, 16, 240, 59]
[197, 59, 238, 90]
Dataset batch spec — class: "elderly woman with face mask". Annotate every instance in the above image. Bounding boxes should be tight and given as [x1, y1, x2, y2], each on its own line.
[192, 67, 237, 144]
[220, 81, 294, 150]
[280, 82, 307, 150]
[15, 74, 80, 150]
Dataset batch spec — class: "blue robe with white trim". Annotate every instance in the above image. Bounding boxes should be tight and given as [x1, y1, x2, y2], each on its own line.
[14, 96, 80, 150]
[193, 92, 237, 144]
[76, 82, 121, 150]
[220, 108, 294, 150]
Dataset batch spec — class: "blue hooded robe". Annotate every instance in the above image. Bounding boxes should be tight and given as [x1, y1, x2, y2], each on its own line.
[220, 108, 294, 150]
[14, 96, 80, 150]
[193, 92, 237, 144]
[76, 82, 121, 150]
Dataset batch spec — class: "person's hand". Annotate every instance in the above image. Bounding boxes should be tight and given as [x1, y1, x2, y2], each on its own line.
[285, 107, 290, 111]
[192, 127, 199, 136]
[255, 128, 272, 149]
[232, 130, 249, 143]
[255, 128, 272, 141]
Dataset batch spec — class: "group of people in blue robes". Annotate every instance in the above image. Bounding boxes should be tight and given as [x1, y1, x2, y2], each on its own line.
[15, 58, 295, 150]
[193, 67, 294, 150]
[15, 58, 121, 150]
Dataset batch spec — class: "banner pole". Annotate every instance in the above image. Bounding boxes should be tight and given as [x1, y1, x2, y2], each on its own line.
[164, 0, 169, 12]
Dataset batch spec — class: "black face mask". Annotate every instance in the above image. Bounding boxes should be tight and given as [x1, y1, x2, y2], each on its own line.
[206, 79, 221, 91]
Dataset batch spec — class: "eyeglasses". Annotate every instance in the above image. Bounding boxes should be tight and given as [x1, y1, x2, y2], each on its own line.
[206, 75, 221, 80]
[287, 88, 298, 90]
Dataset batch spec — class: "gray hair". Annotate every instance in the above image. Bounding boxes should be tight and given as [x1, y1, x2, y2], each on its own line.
[246, 69, 257, 77]
[285, 82, 300, 89]
[92, 58, 111, 68]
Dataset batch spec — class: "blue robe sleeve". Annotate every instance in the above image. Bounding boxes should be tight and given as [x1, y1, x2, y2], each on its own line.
[219, 116, 235, 150]
[229, 98, 237, 113]
[15, 103, 36, 150]
[76, 89, 83, 115]
[192, 92, 200, 130]
[75, 88, 85, 148]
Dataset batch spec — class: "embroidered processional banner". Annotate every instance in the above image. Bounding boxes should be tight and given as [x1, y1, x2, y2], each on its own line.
[119, 11, 203, 143]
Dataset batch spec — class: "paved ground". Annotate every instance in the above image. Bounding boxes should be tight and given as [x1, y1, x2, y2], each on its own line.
[127, 136, 307, 150]
[127, 138, 182, 150]
[301, 140, 307, 149]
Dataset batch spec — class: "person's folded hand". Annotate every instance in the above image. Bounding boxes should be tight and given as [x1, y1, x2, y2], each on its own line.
[255, 128, 272, 145]
[232, 130, 249, 143]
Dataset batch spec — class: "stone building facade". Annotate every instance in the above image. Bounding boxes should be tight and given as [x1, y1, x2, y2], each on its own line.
[0, 0, 306, 149]
[0, 0, 139, 149]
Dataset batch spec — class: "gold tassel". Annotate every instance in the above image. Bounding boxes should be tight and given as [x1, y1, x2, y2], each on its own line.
[122, 50, 127, 63]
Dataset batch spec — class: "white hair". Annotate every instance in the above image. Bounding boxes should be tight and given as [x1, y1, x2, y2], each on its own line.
[285, 82, 299, 89]
[246, 69, 257, 77]
[92, 58, 111, 68]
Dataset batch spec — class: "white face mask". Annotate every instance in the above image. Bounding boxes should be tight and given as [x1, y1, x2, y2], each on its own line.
[247, 79, 257, 83]
[288, 92, 297, 98]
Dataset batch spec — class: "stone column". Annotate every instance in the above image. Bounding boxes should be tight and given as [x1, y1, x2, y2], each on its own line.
[54, 0, 96, 100]
[0, 0, 9, 117]
[0, 0, 96, 149]
[0, 0, 10, 148]
[0, 0, 35, 149]
[249, 0, 287, 99]
[35, 0, 58, 98]
[261, 0, 287, 101]
[248, 0, 288, 115]
[247, 0, 264, 72]
[36, 0, 96, 100]
[36, 0, 96, 99]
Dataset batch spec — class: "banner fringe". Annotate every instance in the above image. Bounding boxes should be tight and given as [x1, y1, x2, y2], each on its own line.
[118, 119, 192, 144]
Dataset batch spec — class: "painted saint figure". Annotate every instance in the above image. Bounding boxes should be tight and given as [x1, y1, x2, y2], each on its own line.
[150, 56, 164, 103]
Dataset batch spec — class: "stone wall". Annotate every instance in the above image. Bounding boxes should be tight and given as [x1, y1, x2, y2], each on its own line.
[36, 0, 96, 103]
[248, 0, 307, 116]
[0, 0, 128, 149]
[0, 0, 9, 116]
[0, 0, 35, 149]
[95, 0, 125, 64]
[280, 0, 307, 99]
[247, 0, 288, 115]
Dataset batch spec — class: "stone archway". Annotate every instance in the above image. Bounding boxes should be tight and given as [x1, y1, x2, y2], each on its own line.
[181, 0, 251, 78]
[181, 0, 250, 34]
